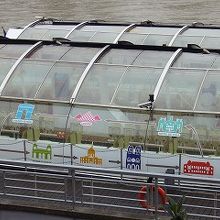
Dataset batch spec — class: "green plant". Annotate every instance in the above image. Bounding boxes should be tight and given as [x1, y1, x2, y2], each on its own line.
[164, 195, 187, 220]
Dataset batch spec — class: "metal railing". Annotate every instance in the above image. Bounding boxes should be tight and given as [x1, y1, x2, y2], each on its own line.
[0, 159, 219, 219]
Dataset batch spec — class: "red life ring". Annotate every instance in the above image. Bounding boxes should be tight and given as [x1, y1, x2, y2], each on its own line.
[137, 185, 167, 208]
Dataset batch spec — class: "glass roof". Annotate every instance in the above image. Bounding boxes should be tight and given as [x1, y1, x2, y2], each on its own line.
[0, 39, 220, 113]
[8, 20, 220, 49]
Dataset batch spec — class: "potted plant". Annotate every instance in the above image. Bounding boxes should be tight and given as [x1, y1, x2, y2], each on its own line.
[164, 195, 187, 220]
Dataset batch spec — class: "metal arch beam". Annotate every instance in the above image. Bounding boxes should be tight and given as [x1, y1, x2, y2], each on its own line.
[64, 21, 90, 38]
[0, 41, 43, 95]
[70, 45, 110, 103]
[16, 18, 48, 39]
[168, 25, 190, 46]
[153, 48, 183, 100]
[113, 24, 136, 44]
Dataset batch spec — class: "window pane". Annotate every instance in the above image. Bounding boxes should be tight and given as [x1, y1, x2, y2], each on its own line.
[156, 69, 206, 110]
[98, 49, 141, 65]
[143, 34, 173, 46]
[61, 47, 100, 63]
[0, 58, 16, 83]
[201, 37, 220, 49]
[68, 30, 95, 42]
[172, 36, 203, 47]
[36, 62, 87, 101]
[89, 32, 118, 43]
[212, 57, 220, 69]
[119, 33, 147, 45]
[0, 45, 31, 58]
[2, 60, 54, 98]
[76, 64, 127, 104]
[81, 25, 125, 32]
[18, 28, 47, 40]
[195, 71, 220, 112]
[173, 53, 216, 69]
[133, 50, 173, 67]
[41, 29, 69, 40]
[183, 28, 220, 37]
[130, 27, 178, 35]
[29, 45, 70, 60]
[112, 67, 162, 107]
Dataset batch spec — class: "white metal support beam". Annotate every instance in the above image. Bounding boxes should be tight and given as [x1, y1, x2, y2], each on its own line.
[153, 48, 183, 100]
[64, 21, 89, 38]
[0, 41, 43, 95]
[70, 45, 110, 103]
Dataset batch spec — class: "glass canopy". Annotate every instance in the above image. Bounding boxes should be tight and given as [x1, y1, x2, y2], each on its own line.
[0, 39, 219, 114]
[6, 19, 220, 49]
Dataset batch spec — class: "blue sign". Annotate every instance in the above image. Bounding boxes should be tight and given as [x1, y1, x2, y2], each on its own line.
[12, 104, 35, 124]
[157, 116, 183, 137]
[126, 145, 142, 170]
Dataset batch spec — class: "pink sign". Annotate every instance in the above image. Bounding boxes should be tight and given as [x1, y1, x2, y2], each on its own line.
[75, 111, 101, 126]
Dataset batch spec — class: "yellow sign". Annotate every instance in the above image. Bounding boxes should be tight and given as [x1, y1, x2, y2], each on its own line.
[80, 146, 102, 165]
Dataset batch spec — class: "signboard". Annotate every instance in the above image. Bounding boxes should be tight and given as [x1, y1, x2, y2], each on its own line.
[157, 116, 183, 137]
[75, 111, 101, 126]
[12, 103, 35, 124]
[126, 145, 142, 170]
[183, 160, 214, 176]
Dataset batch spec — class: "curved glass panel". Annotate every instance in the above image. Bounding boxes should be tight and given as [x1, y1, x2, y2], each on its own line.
[195, 70, 220, 112]
[68, 30, 95, 42]
[201, 37, 220, 49]
[18, 28, 47, 40]
[130, 26, 178, 35]
[36, 24, 74, 30]
[89, 32, 119, 43]
[182, 28, 220, 37]
[97, 49, 141, 65]
[41, 29, 69, 40]
[173, 52, 216, 69]
[212, 57, 220, 69]
[2, 60, 54, 98]
[156, 69, 206, 110]
[0, 44, 6, 50]
[143, 34, 173, 46]
[76, 64, 127, 104]
[29, 45, 70, 60]
[119, 33, 148, 45]
[0, 58, 16, 83]
[81, 25, 125, 32]
[61, 47, 100, 63]
[133, 50, 173, 67]
[172, 36, 203, 47]
[0, 45, 31, 58]
[36, 62, 87, 101]
[112, 67, 162, 107]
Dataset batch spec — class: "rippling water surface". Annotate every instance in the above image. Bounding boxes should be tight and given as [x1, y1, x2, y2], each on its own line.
[0, 0, 220, 30]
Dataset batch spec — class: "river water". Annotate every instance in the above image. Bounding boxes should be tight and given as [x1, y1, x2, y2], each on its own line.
[0, 0, 220, 31]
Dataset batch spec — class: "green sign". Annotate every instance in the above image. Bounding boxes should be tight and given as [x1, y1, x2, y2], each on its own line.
[157, 116, 183, 137]
[32, 143, 52, 161]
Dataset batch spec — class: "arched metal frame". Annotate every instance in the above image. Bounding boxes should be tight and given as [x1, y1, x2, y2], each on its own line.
[113, 24, 136, 44]
[16, 18, 49, 39]
[168, 25, 190, 46]
[0, 41, 43, 95]
[70, 45, 110, 103]
[153, 48, 183, 100]
[64, 21, 90, 38]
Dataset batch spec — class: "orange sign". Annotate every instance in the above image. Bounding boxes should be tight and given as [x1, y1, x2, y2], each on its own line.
[183, 160, 214, 176]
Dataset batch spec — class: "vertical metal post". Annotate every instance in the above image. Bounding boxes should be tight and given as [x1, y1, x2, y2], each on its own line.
[154, 178, 159, 220]
[214, 192, 217, 218]
[71, 168, 76, 208]
[91, 179, 94, 208]
[178, 154, 182, 186]
[23, 140, 27, 161]
[70, 144, 73, 165]
[120, 148, 123, 180]
[3, 171, 6, 195]
[64, 177, 67, 202]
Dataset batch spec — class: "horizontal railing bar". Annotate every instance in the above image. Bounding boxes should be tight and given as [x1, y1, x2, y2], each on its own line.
[5, 178, 65, 186]
[5, 186, 65, 194]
